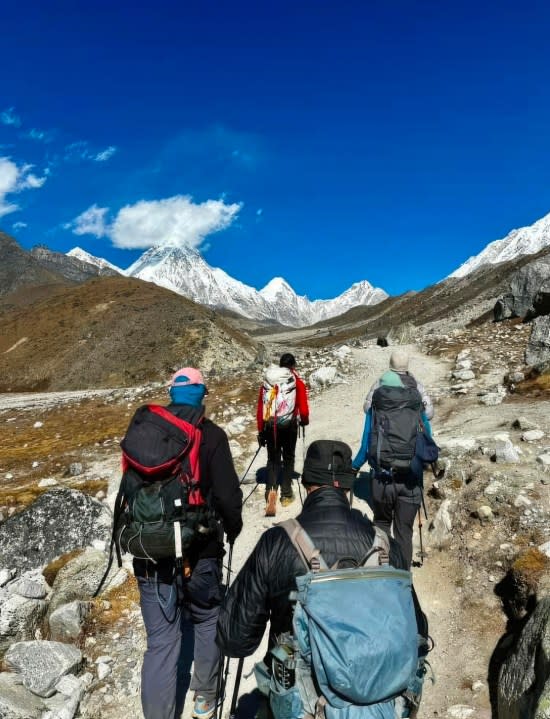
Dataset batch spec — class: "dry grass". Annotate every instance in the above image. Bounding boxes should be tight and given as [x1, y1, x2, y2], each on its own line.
[512, 548, 550, 586]
[83, 575, 140, 636]
[512, 372, 550, 399]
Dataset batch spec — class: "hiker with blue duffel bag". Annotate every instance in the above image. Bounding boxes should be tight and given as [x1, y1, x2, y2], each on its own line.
[217, 439, 432, 719]
[352, 350, 438, 569]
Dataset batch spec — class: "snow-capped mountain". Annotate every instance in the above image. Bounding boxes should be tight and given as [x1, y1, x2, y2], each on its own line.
[67, 247, 124, 275]
[448, 211, 550, 279]
[124, 245, 387, 327]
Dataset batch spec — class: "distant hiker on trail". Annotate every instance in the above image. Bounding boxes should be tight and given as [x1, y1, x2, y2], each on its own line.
[109, 367, 242, 719]
[257, 352, 309, 516]
[352, 349, 435, 569]
[217, 439, 430, 719]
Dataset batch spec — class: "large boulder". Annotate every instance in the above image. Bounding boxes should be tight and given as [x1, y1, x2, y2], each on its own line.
[5, 640, 83, 698]
[526, 316, 550, 371]
[497, 597, 550, 719]
[48, 601, 91, 641]
[0, 489, 110, 574]
[48, 548, 127, 614]
[495, 255, 550, 320]
[309, 366, 341, 388]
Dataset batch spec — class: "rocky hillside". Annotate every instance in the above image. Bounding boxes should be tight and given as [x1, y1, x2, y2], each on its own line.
[0, 232, 69, 301]
[283, 246, 550, 348]
[0, 276, 257, 391]
[31, 245, 120, 283]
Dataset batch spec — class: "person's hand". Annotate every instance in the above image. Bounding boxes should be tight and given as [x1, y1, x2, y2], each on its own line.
[227, 532, 238, 546]
[257, 431, 267, 447]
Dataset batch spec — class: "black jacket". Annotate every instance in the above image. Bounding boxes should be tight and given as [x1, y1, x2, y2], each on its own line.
[134, 403, 243, 582]
[217, 486, 423, 658]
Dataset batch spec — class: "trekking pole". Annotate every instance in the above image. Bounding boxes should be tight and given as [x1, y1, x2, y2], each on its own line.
[239, 446, 262, 486]
[229, 658, 245, 719]
[416, 509, 425, 566]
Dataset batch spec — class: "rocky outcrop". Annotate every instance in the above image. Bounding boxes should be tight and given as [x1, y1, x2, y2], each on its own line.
[0, 489, 110, 573]
[497, 598, 550, 719]
[5, 640, 83, 698]
[0, 591, 48, 655]
[494, 255, 550, 321]
[48, 548, 127, 614]
[526, 316, 550, 371]
[0, 673, 46, 718]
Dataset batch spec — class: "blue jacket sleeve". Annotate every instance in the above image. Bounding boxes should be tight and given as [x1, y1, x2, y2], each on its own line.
[352, 410, 371, 470]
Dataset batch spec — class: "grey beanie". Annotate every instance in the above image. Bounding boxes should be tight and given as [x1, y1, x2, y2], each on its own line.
[389, 349, 409, 373]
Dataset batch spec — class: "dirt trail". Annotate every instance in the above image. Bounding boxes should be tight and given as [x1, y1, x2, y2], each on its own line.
[207, 344, 487, 719]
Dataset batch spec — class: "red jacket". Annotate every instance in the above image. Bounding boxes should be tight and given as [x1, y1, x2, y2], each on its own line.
[256, 370, 310, 432]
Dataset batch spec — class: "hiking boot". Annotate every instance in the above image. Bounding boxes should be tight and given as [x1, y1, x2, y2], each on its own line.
[280, 494, 295, 508]
[192, 696, 216, 719]
[265, 489, 277, 517]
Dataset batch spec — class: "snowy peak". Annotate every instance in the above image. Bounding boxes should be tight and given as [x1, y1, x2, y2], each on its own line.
[125, 244, 387, 327]
[67, 247, 124, 275]
[448, 211, 550, 279]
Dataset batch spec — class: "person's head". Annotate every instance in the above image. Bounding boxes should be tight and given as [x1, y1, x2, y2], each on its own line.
[168, 367, 208, 407]
[301, 440, 356, 495]
[389, 349, 409, 373]
[279, 353, 296, 369]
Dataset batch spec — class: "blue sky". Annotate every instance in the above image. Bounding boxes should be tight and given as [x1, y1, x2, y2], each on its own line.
[2, 0, 550, 297]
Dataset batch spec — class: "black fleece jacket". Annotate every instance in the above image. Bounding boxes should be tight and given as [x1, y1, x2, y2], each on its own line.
[133, 403, 243, 582]
[217, 486, 425, 658]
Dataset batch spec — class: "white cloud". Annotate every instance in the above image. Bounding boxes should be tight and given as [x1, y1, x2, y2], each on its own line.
[66, 195, 242, 250]
[111, 196, 242, 249]
[94, 146, 117, 162]
[26, 128, 54, 143]
[12, 221, 27, 231]
[1, 107, 21, 127]
[65, 204, 109, 237]
[0, 157, 47, 217]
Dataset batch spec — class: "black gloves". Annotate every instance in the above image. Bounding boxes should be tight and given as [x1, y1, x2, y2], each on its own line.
[299, 418, 309, 427]
[257, 431, 267, 447]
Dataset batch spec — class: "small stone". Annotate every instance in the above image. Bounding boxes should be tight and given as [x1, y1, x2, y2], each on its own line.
[476, 505, 493, 520]
[447, 705, 475, 718]
[96, 655, 114, 664]
[473, 532, 482, 540]
[38, 478, 58, 488]
[68, 462, 83, 477]
[5, 472, 13, 480]
[0, 567, 16, 586]
[538, 541, 550, 558]
[97, 662, 112, 680]
[536, 453, 550, 467]
[471, 680, 485, 692]
[32, 461, 39, 468]
[488, 575, 496, 582]
[522, 429, 545, 442]
[494, 434, 520, 463]
[514, 494, 532, 508]
[512, 416, 538, 431]
[33, 421, 43, 428]
[452, 369, 475, 381]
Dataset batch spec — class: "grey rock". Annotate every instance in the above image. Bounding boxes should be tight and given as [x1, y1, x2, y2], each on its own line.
[476, 505, 494, 520]
[514, 495, 532, 509]
[97, 662, 111, 680]
[9, 574, 49, 599]
[49, 601, 91, 641]
[0, 672, 46, 718]
[309, 366, 340, 388]
[496, 254, 550, 320]
[480, 388, 506, 406]
[0, 567, 16, 586]
[452, 369, 475, 381]
[67, 463, 83, 477]
[0, 489, 110, 574]
[539, 541, 550, 559]
[526, 315, 550, 370]
[0, 592, 48, 655]
[498, 597, 550, 719]
[438, 437, 478, 458]
[38, 478, 59, 488]
[537, 454, 550, 467]
[508, 370, 526, 384]
[522, 430, 545, 442]
[49, 548, 127, 614]
[428, 500, 453, 548]
[495, 434, 521, 463]
[5, 640, 82, 698]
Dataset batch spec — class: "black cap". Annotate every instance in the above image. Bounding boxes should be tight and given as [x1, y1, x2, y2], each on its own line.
[301, 440, 355, 490]
[279, 353, 296, 369]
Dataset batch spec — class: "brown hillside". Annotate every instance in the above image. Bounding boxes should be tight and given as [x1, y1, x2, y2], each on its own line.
[0, 276, 256, 391]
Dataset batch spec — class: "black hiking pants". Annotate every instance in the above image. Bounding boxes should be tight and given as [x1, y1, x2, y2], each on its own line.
[371, 473, 421, 569]
[265, 422, 298, 499]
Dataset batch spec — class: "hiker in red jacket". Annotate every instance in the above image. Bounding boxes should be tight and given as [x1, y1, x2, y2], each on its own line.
[257, 353, 309, 516]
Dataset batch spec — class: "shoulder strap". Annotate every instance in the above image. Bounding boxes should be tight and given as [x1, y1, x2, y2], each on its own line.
[278, 518, 328, 573]
[363, 526, 390, 567]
